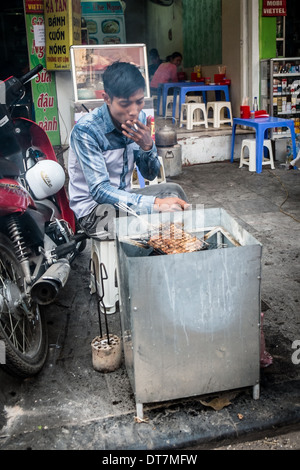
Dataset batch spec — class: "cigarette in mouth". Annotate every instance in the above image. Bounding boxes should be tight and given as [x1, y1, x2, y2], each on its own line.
[133, 123, 138, 130]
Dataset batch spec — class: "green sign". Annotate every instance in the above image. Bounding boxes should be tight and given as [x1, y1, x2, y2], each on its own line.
[24, 0, 61, 146]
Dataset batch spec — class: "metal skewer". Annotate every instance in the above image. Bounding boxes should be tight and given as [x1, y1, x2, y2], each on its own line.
[115, 201, 156, 230]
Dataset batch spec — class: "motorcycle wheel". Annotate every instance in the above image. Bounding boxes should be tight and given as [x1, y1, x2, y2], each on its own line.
[0, 233, 48, 378]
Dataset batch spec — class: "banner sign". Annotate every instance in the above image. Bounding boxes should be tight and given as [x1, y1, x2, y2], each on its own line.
[44, 0, 81, 70]
[24, 0, 61, 145]
[262, 0, 287, 17]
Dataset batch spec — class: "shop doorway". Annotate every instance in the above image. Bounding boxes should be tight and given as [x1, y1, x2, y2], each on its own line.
[285, 0, 300, 57]
[0, 0, 32, 117]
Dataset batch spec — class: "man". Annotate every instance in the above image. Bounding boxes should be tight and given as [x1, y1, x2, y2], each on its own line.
[68, 61, 188, 239]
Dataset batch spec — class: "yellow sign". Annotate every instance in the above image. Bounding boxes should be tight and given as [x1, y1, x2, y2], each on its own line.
[44, 0, 81, 70]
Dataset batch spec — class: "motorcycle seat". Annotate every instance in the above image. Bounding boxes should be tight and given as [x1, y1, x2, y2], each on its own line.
[0, 159, 21, 178]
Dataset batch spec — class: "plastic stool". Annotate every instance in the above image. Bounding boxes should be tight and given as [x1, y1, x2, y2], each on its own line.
[164, 96, 179, 118]
[185, 95, 203, 104]
[207, 101, 233, 128]
[131, 156, 166, 188]
[240, 139, 275, 172]
[159, 96, 173, 117]
[180, 102, 208, 130]
[90, 239, 119, 314]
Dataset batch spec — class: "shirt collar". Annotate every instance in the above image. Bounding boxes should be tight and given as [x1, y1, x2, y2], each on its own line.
[100, 103, 117, 134]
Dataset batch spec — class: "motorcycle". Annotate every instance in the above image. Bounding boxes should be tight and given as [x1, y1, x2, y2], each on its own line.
[0, 64, 87, 378]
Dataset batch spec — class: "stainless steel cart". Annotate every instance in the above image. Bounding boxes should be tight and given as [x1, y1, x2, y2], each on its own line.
[116, 208, 262, 419]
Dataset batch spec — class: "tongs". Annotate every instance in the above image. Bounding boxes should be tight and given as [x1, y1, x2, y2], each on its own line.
[114, 201, 156, 231]
[115, 202, 167, 255]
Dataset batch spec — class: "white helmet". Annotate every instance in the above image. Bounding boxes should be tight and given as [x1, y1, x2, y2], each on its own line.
[25, 159, 65, 200]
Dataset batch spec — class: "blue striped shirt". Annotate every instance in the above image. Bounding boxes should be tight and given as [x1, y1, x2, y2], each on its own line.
[68, 103, 160, 219]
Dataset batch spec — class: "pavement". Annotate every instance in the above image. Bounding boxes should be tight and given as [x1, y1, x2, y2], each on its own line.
[0, 158, 300, 451]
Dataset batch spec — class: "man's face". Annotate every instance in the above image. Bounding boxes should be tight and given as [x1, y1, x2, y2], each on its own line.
[104, 89, 145, 129]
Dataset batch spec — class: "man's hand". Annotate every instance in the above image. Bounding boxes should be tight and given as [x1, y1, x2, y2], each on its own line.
[154, 197, 189, 212]
[121, 116, 153, 151]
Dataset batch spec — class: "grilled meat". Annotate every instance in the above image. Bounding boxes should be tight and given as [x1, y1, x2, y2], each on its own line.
[148, 223, 205, 255]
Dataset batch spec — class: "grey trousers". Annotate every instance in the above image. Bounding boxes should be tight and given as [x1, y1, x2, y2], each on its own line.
[79, 182, 188, 240]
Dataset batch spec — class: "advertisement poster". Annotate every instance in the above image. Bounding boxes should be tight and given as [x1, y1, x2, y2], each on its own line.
[24, 0, 61, 146]
[262, 0, 287, 17]
[81, 0, 126, 45]
[44, 0, 82, 70]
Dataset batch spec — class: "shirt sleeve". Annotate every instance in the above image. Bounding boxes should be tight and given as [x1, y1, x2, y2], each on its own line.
[70, 126, 157, 214]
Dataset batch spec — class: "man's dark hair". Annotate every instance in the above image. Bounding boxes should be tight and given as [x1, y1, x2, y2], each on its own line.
[103, 61, 145, 99]
[149, 48, 160, 60]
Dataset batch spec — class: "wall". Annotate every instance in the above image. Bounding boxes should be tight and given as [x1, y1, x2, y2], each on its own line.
[222, 0, 241, 116]
[182, 0, 222, 67]
[259, 0, 277, 59]
[145, 0, 183, 63]
[123, 0, 147, 45]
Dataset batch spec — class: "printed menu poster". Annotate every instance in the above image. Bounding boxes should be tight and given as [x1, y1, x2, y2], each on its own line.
[24, 0, 61, 145]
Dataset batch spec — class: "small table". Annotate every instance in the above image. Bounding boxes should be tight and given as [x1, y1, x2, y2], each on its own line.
[172, 84, 230, 121]
[156, 82, 201, 116]
[230, 117, 297, 174]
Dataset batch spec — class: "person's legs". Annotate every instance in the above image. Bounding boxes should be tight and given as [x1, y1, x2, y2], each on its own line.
[130, 182, 188, 202]
[78, 204, 116, 240]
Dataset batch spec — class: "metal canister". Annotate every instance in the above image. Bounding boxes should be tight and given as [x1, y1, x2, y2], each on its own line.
[155, 125, 182, 177]
[157, 145, 182, 177]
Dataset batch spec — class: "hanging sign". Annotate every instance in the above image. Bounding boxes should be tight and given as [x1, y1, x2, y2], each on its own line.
[24, 0, 61, 145]
[262, 0, 287, 17]
[44, 0, 82, 70]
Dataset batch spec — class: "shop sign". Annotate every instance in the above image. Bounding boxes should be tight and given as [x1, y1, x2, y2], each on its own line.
[262, 0, 287, 17]
[44, 0, 82, 70]
[81, 1, 123, 15]
[24, 0, 61, 146]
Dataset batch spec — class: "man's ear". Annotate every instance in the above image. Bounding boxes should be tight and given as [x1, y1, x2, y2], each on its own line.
[102, 92, 111, 104]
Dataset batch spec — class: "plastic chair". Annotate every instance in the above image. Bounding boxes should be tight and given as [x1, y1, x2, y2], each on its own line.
[180, 102, 208, 130]
[185, 95, 203, 104]
[240, 139, 275, 172]
[131, 156, 166, 188]
[207, 101, 233, 128]
[164, 96, 180, 118]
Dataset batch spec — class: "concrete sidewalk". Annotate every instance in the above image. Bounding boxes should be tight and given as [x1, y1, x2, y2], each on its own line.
[0, 160, 300, 450]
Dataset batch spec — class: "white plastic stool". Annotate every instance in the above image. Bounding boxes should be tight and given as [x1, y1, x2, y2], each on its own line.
[240, 139, 275, 172]
[207, 101, 233, 128]
[131, 156, 166, 188]
[90, 239, 119, 314]
[159, 96, 177, 118]
[185, 95, 203, 104]
[180, 102, 208, 130]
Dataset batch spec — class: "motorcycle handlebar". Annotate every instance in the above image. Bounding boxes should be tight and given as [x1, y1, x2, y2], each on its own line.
[19, 64, 43, 85]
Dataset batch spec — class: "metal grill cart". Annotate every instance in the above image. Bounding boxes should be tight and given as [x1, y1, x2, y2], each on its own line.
[116, 208, 262, 419]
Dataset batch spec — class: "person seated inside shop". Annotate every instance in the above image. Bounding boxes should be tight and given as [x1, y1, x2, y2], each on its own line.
[68, 61, 188, 239]
[148, 48, 163, 81]
[150, 51, 182, 95]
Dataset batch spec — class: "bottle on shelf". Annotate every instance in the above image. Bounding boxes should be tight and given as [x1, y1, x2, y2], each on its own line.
[253, 97, 258, 111]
